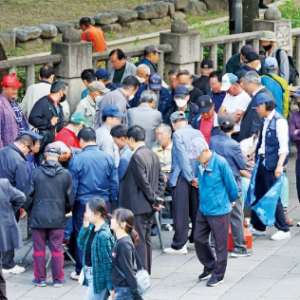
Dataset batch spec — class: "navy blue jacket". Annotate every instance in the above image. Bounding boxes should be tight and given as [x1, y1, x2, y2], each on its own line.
[136, 57, 157, 74]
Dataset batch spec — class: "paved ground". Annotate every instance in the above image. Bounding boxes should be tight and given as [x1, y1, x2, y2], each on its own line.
[4, 148, 300, 300]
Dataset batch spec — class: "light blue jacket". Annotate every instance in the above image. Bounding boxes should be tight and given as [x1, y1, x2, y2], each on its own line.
[169, 124, 204, 187]
[198, 152, 238, 216]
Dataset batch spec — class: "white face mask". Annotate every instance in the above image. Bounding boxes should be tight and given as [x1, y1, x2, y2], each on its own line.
[175, 99, 187, 108]
[128, 94, 134, 101]
[95, 96, 103, 103]
[136, 76, 145, 84]
[256, 63, 261, 72]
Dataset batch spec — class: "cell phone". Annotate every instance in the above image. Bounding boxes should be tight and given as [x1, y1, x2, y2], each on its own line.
[153, 199, 160, 208]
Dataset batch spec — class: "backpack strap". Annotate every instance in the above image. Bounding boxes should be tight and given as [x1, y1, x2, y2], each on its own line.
[85, 30, 91, 42]
[276, 49, 282, 67]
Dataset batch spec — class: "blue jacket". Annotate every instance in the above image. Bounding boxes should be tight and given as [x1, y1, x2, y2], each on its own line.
[69, 145, 119, 204]
[118, 145, 132, 181]
[169, 125, 204, 187]
[129, 84, 173, 118]
[198, 152, 238, 216]
[136, 57, 157, 74]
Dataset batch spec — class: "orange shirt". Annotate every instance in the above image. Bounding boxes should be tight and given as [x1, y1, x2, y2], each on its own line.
[81, 26, 107, 52]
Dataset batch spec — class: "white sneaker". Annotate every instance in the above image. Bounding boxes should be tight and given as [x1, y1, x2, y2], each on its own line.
[297, 221, 300, 227]
[248, 226, 266, 236]
[2, 265, 25, 274]
[164, 245, 188, 255]
[270, 230, 291, 241]
[186, 241, 195, 250]
[70, 271, 79, 281]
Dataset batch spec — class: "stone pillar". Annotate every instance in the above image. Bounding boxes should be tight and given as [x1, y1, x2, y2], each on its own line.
[51, 28, 93, 114]
[253, 7, 292, 55]
[160, 19, 200, 76]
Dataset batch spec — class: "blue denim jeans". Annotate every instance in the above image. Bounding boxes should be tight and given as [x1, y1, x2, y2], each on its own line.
[84, 266, 109, 300]
[114, 287, 133, 300]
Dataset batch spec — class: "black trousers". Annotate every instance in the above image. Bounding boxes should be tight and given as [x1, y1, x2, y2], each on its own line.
[194, 210, 231, 281]
[296, 158, 300, 203]
[0, 254, 7, 300]
[171, 174, 199, 250]
[251, 157, 289, 232]
[134, 212, 154, 275]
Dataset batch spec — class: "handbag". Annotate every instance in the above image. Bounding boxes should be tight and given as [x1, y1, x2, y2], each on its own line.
[115, 248, 151, 295]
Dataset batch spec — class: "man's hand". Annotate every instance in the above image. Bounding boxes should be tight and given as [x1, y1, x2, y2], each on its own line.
[83, 212, 89, 227]
[294, 129, 299, 135]
[109, 290, 116, 299]
[19, 208, 27, 219]
[51, 116, 59, 126]
[275, 165, 283, 179]
[191, 178, 198, 188]
[231, 202, 236, 207]
[163, 174, 168, 183]
[152, 197, 164, 211]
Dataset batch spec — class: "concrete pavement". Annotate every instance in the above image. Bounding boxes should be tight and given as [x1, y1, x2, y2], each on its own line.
[4, 149, 300, 300]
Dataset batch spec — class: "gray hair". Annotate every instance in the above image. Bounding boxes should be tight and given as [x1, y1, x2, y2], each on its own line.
[44, 152, 61, 158]
[243, 71, 261, 85]
[140, 90, 157, 103]
[156, 123, 172, 133]
[51, 141, 69, 154]
[137, 64, 151, 75]
[50, 80, 68, 93]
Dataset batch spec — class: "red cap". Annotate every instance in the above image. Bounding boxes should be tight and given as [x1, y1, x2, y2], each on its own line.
[1, 73, 22, 88]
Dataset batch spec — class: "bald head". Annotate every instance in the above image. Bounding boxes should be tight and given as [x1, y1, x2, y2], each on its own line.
[137, 64, 150, 84]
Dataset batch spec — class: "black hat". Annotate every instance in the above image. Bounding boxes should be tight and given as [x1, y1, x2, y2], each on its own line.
[200, 59, 213, 69]
[197, 95, 213, 113]
[245, 51, 260, 63]
[218, 114, 235, 128]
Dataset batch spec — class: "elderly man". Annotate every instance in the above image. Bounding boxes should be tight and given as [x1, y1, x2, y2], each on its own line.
[75, 81, 110, 128]
[0, 179, 26, 299]
[128, 90, 162, 149]
[168, 69, 179, 101]
[0, 73, 29, 148]
[136, 45, 161, 74]
[0, 133, 37, 274]
[79, 17, 107, 52]
[164, 111, 204, 255]
[239, 51, 262, 74]
[218, 73, 252, 140]
[29, 80, 68, 149]
[109, 49, 137, 84]
[193, 59, 214, 95]
[136, 64, 151, 84]
[96, 105, 125, 165]
[95, 68, 118, 91]
[94, 75, 140, 129]
[239, 71, 274, 142]
[164, 86, 199, 126]
[260, 31, 289, 83]
[208, 70, 226, 112]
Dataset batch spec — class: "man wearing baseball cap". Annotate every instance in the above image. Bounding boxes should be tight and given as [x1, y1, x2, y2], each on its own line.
[247, 93, 290, 241]
[260, 31, 289, 83]
[261, 56, 289, 117]
[95, 68, 118, 91]
[96, 104, 126, 166]
[218, 73, 251, 140]
[136, 45, 162, 74]
[164, 111, 204, 255]
[0, 73, 29, 148]
[75, 81, 110, 128]
[239, 51, 262, 74]
[193, 59, 214, 95]
[188, 137, 238, 287]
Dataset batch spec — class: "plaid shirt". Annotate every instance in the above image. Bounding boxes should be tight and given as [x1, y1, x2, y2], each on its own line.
[77, 222, 115, 292]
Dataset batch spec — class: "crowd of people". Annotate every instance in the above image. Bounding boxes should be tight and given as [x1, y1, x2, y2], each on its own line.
[0, 27, 299, 299]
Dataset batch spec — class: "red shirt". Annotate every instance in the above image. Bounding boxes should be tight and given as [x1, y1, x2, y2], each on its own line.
[199, 114, 214, 144]
[54, 127, 80, 148]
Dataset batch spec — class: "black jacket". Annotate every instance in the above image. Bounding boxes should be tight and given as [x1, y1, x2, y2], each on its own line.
[238, 87, 274, 142]
[163, 101, 199, 126]
[119, 146, 165, 215]
[29, 95, 64, 145]
[24, 160, 74, 228]
[0, 143, 28, 192]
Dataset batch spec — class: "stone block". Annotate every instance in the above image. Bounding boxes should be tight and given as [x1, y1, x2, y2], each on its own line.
[135, 2, 169, 20]
[171, 19, 188, 33]
[94, 12, 118, 25]
[62, 27, 81, 43]
[108, 9, 138, 23]
[167, 3, 176, 18]
[102, 23, 123, 33]
[264, 7, 282, 20]
[160, 31, 200, 64]
[38, 24, 58, 39]
[151, 16, 171, 26]
[16, 26, 42, 42]
[51, 22, 73, 33]
[125, 20, 151, 30]
[16, 38, 43, 49]
[183, 0, 206, 16]
[172, 11, 187, 20]
[51, 42, 93, 78]
[0, 29, 16, 51]
[201, 0, 228, 10]
[155, 0, 189, 10]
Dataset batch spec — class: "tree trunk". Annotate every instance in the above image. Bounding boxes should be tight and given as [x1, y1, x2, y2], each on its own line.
[0, 42, 8, 92]
[242, 0, 259, 32]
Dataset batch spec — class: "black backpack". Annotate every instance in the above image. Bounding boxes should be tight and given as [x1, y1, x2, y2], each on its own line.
[276, 49, 299, 85]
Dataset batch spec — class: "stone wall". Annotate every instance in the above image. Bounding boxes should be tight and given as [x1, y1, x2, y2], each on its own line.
[0, 0, 210, 52]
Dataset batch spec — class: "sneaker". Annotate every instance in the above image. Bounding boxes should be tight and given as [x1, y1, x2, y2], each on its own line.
[297, 221, 300, 227]
[2, 265, 25, 274]
[32, 279, 46, 287]
[230, 247, 253, 258]
[53, 279, 66, 288]
[259, 3, 268, 9]
[270, 230, 291, 241]
[163, 245, 188, 255]
[186, 241, 195, 250]
[198, 269, 213, 281]
[70, 271, 79, 281]
[248, 226, 266, 236]
[206, 277, 224, 287]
